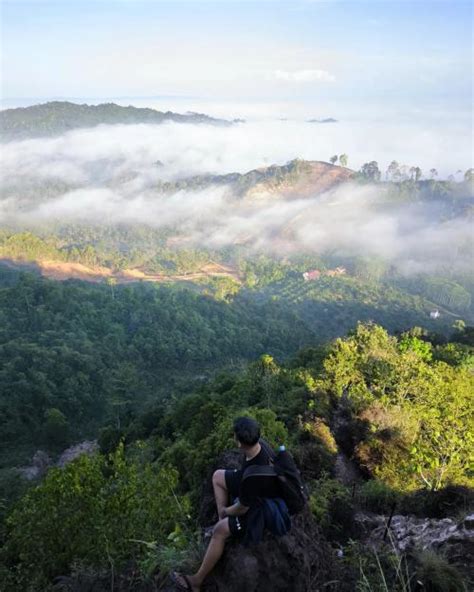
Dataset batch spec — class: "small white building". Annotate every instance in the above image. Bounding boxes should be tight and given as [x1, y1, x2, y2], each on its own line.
[430, 310, 440, 319]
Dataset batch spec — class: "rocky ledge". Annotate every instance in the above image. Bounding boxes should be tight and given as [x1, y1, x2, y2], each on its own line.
[356, 511, 474, 583]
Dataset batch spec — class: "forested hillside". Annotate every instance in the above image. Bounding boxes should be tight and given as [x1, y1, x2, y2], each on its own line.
[0, 101, 233, 141]
[2, 269, 460, 470]
[1, 321, 472, 590]
[0, 274, 314, 466]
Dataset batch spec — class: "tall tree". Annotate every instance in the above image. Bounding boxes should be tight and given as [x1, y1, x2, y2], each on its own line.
[387, 160, 401, 181]
[329, 155, 338, 165]
[339, 154, 348, 167]
[360, 161, 381, 182]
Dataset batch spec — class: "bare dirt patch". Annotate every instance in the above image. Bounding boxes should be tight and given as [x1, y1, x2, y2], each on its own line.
[1, 258, 240, 284]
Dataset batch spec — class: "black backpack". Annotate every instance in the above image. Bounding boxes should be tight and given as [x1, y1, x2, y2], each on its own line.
[258, 440, 309, 515]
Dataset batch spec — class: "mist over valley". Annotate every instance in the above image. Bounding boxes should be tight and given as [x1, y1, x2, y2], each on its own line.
[1, 102, 472, 316]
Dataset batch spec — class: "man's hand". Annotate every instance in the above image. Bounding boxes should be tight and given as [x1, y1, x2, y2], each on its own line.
[223, 502, 249, 517]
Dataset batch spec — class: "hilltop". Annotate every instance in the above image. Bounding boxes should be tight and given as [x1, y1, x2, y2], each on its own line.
[155, 159, 355, 200]
[0, 101, 234, 141]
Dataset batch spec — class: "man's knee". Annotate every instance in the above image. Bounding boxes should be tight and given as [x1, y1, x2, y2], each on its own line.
[212, 518, 230, 540]
[212, 469, 226, 489]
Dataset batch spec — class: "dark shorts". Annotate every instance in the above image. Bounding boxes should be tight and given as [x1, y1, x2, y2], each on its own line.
[228, 514, 247, 538]
[224, 469, 246, 538]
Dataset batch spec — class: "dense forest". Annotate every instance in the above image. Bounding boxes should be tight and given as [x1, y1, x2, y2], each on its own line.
[1, 315, 472, 590]
[0, 273, 316, 467]
[0, 259, 472, 589]
[1, 268, 462, 470]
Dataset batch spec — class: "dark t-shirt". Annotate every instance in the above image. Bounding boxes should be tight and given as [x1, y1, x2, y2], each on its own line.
[242, 443, 272, 471]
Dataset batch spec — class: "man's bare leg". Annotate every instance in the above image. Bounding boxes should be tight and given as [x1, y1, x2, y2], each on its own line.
[174, 518, 231, 592]
[212, 470, 229, 520]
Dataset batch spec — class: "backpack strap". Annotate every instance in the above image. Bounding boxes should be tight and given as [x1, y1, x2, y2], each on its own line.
[242, 465, 278, 480]
[259, 438, 277, 463]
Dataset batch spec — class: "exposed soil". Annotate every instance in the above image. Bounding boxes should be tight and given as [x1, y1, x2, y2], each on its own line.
[246, 162, 354, 201]
[0, 257, 240, 285]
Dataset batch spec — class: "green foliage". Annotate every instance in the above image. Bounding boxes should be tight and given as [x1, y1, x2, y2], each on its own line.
[310, 476, 346, 525]
[250, 408, 288, 447]
[339, 154, 348, 167]
[161, 397, 288, 497]
[0, 231, 64, 261]
[314, 323, 474, 491]
[203, 276, 241, 301]
[397, 275, 472, 314]
[304, 418, 338, 454]
[415, 551, 467, 592]
[132, 526, 205, 582]
[261, 274, 456, 344]
[433, 342, 473, 368]
[309, 476, 354, 541]
[0, 468, 30, 539]
[398, 334, 432, 361]
[1, 320, 472, 588]
[359, 161, 381, 182]
[0, 274, 313, 459]
[2, 444, 186, 590]
[42, 408, 70, 449]
[347, 544, 468, 592]
[344, 541, 413, 592]
[294, 417, 337, 479]
[357, 480, 401, 514]
[239, 254, 289, 288]
[401, 485, 474, 519]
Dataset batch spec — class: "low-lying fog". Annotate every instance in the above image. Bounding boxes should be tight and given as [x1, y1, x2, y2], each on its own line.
[0, 116, 472, 276]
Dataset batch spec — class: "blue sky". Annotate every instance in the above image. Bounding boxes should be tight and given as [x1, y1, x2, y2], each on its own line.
[1, 0, 472, 120]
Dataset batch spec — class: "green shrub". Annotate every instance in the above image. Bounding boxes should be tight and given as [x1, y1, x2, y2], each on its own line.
[310, 476, 354, 541]
[2, 445, 187, 590]
[401, 485, 474, 518]
[342, 541, 405, 592]
[297, 419, 337, 479]
[415, 551, 467, 592]
[294, 440, 336, 480]
[358, 480, 401, 514]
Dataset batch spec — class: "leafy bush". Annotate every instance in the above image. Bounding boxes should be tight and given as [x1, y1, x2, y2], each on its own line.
[2, 445, 187, 590]
[415, 551, 467, 592]
[401, 485, 474, 518]
[358, 480, 401, 514]
[315, 323, 474, 492]
[296, 418, 338, 479]
[343, 540, 413, 592]
[309, 476, 355, 541]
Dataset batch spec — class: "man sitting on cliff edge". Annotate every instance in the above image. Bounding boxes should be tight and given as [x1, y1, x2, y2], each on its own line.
[171, 416, 283, 592]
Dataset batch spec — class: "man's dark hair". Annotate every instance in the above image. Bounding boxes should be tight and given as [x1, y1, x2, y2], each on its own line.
[233, 417, 260, 446]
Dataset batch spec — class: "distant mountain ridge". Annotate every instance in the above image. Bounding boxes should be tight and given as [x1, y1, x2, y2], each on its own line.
[307, 117, 338, 124]
[155, 159, 355, 200]
[0, 101, 234, 141]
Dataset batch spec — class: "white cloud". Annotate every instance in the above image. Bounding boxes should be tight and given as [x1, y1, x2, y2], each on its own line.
[274, 69, 335, 82]
[1, 117, 469, 184]
[0, 120, 472, 278]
